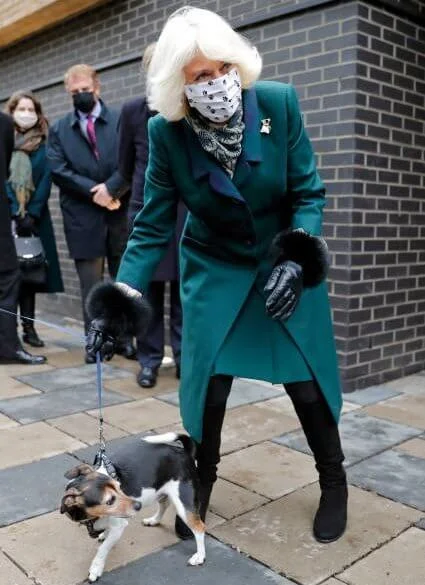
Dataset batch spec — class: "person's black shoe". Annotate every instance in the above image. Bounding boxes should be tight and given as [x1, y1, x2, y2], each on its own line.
[175, 364, 181, 379]
[85, 352, 96, 364]
[137, 366, 158, 388]
[115, 340, 137, 360]
[0, 348, 47, 365]
[22, 323, 45, 347]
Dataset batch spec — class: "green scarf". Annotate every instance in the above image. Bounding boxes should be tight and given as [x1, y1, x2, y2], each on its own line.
[9, 126, 45, 217]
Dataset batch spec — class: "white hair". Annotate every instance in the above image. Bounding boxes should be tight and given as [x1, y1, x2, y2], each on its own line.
[147, 6, 262, 121]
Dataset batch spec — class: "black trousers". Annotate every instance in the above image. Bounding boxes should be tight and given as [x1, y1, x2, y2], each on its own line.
[136, 280, 182, 370]
[0, 267, 21, 358]
[75, 253, 121, 334]
[197, 376, 338, 486]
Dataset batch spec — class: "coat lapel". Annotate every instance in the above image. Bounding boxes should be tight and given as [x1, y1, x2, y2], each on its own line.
[183, 86, 263, 202]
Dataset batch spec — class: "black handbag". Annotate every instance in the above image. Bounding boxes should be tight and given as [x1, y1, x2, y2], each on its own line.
[14, 236, 48, 286]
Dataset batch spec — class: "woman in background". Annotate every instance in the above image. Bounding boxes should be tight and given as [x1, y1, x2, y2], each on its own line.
[6, 90, 63, 347]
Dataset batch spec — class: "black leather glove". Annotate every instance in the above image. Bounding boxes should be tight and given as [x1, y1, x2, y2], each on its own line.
[85, 281, 151, 361]
[264, 260, 303, 321]
[15, 214, 37, 237]
[86, 318, 116, 361]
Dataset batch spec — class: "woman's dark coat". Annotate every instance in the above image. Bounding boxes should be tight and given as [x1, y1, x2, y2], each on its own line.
[117, 82, 341, 442]
[7, 143, 63, 293]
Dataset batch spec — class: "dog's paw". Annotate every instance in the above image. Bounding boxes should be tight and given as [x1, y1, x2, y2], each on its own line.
[187, 552, 205, 566]
[88, 559, 104, 582]
[97, 531, 106, 542]
[143, 516, 160, 527]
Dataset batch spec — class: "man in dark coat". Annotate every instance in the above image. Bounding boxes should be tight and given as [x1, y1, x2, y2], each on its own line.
[0, 111, 46, 364]
[119, 44, 186, 388]
[47, 64, 135, 363]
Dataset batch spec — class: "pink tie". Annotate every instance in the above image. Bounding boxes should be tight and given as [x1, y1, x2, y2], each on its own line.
[86, 115, 99, 159]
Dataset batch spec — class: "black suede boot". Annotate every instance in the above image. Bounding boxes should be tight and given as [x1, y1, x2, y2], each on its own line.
[175, 375, 232, 540]
[286, 381, 348, 543]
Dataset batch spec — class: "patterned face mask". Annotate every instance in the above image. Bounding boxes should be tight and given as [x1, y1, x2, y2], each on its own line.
[184, 68, 242, 123]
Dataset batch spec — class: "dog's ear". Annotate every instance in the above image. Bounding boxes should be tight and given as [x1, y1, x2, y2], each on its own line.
[64, 463, 93, 479]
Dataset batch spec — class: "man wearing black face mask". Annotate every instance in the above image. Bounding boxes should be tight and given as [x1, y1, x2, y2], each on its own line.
[47, 64, 135, 363]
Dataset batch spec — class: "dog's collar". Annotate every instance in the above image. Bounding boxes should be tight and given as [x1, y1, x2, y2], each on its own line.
[79, 518, 103, 539]
[93, 449, 118, 480]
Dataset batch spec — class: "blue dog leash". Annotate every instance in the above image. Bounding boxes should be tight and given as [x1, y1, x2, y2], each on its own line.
[0, 308, 117, 476]
[92, 350, 117, 478]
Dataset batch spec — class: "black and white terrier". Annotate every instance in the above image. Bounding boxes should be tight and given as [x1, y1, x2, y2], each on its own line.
[60, 433, 206, 582]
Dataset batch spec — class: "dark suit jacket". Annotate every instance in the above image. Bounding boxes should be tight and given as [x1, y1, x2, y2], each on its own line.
[0, 112, 18, 271]
[119, 97, 186, 281]
[47, 100, 129, 260]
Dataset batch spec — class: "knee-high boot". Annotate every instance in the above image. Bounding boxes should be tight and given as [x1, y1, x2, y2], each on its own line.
[286, 380, 348, 543]
[175, 375, 233, 540]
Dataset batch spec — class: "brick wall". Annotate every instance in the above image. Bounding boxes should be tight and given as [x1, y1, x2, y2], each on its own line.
[0, 0, 424, 390]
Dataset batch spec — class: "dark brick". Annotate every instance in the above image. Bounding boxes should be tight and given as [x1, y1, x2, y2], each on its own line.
[383, 29, 405, 47]
[406, 64, 425, 80]
[370, 67, 393, 84]
[371, 38, 394, 57]
[358, 19, 381, 38]
[396, 19, 416, 37]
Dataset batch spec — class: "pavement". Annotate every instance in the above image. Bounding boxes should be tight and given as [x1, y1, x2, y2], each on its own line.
[0, 318, 424, 585]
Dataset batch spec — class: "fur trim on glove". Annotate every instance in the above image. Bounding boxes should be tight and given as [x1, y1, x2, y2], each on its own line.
[86, 281, 151, 338]
[270, 230, 329, 288]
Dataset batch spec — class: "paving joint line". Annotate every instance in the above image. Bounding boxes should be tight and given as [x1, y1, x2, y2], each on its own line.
[333, 524, 415, 581]
[1, 547, 39, 584]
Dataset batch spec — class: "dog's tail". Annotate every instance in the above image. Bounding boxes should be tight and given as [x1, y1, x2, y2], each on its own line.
[143, 432, 196, 458]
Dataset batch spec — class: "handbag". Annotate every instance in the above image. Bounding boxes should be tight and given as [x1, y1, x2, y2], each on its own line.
[14, 236, 48, 286]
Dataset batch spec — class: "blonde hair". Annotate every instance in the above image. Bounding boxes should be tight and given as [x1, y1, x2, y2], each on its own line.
[64, 64, 99, 87]
[147, 6, 262, 121]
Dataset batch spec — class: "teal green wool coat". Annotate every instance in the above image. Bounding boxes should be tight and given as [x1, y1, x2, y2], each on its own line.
[117, 82, 342, 442]
[7, 143, 64, 293]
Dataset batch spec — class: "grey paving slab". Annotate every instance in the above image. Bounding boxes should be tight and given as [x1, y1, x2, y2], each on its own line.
[0, 453, 78, 526]
[273, 411, 422, 466]
[342, 385, 401, 405]
[100, 537, 294, 585]
[73, 432, 150, 465]
[16, 363, 131, 392]
[416, 518, 425, 530]
[348, 450, 425, 511]
[0, 386, 132, 424]
[158, 377, 283, 409]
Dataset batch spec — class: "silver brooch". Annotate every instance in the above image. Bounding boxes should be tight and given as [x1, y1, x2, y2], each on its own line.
[260, 118, 272, 134]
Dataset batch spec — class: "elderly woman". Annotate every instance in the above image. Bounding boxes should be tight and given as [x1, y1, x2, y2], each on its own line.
[86, 7, 347, 545]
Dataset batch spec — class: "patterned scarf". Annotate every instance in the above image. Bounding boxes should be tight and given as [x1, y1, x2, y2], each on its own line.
[9, 122, 47, 217]
[186, 105, 245, 177]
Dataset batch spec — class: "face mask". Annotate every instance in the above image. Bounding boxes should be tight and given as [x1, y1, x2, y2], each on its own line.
[72, 91, 96, 114]
[184, 68, 242, 123]
[13, 111, 38, 130]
